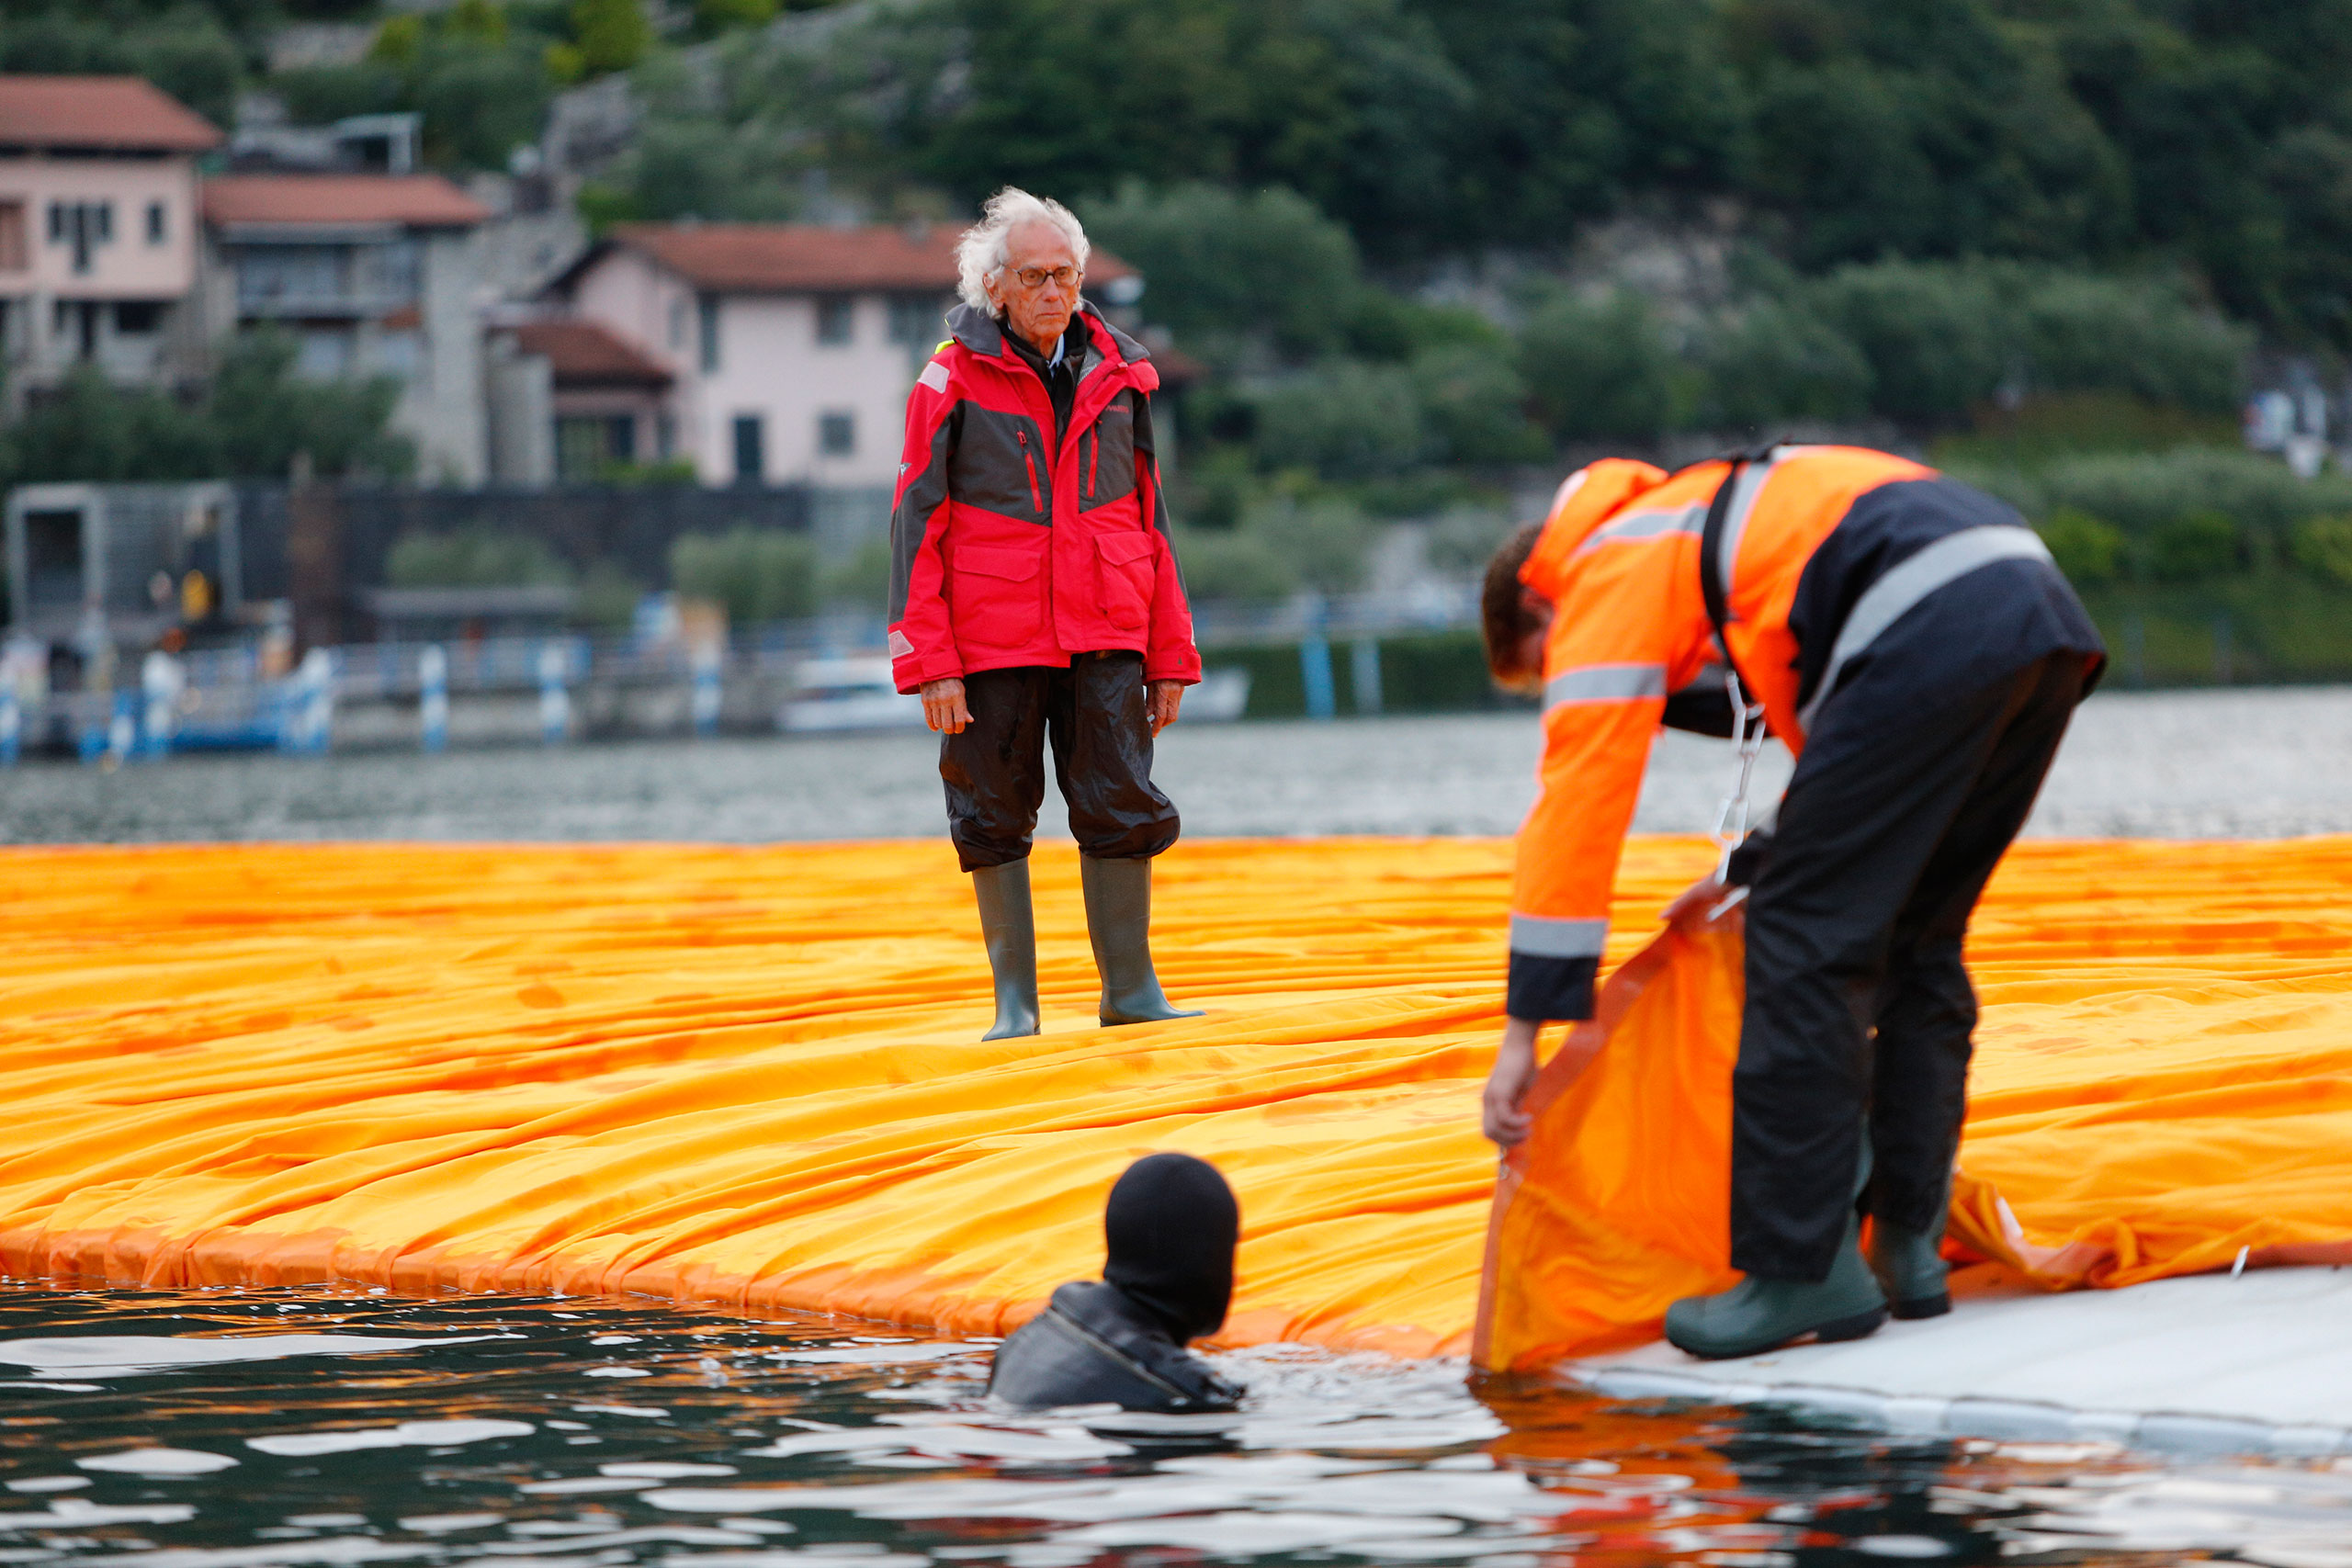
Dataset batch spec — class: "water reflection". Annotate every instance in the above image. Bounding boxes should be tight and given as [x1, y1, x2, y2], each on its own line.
[2, 1282, 2346, 1566]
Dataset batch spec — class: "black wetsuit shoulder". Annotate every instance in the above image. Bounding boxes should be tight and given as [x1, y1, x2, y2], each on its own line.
[986, 1281, 1242, 1414]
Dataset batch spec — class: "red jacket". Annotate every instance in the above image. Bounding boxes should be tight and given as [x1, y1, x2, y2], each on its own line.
[887, 301, 1201, 693]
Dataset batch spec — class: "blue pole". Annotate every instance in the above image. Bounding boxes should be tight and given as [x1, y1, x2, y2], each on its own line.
[0, 684, 17, 767]
[537, 640, 571, 744]
[420, 644, 448, 754]
[108, 689, 137, 765]
[1300, 636, 1336, 721]
[1350, 637, 1383, 716]
[691, 641, 723, 738]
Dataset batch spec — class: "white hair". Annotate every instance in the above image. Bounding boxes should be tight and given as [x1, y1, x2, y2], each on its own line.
[955, 186, 1091, 312]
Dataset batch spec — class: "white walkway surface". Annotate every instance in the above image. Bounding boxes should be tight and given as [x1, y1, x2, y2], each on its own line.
[1569, 1265, 2352, 1456]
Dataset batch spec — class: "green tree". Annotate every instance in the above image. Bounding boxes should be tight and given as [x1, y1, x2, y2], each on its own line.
[1252, 361, 1427, 479]
[670, 527, 820, 623]
[1410, 344, 1547, 465]
[549, 0, 652, 82]
[1694, 295, 1872, 429]
[2037, 507, 2126, 587]
[208, 332, 414, 478]
[2148, 511, 2241, 582]
[2290, 516, 2352, 589]
[1808, 261, 2007, 426]
[1516, 288, 1679, 442]
[387, 528, 571, 587]
[1081, 183, 1366, 361]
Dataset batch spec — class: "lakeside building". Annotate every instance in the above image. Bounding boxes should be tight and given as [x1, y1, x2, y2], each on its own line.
[542, 223, 1139, 490]
[0, 75, 223, 410]
[199, 172, 492, 484]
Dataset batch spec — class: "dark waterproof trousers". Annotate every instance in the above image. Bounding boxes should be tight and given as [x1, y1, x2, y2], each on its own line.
[1731, 649, 2090, 1280]
[942, 650, 1181, 872]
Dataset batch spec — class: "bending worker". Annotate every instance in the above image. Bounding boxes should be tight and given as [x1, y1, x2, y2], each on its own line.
[888, 187, 1201, 1041]
[988, 1152, 1244, 1412]
[1478, 445, 2104, 1359]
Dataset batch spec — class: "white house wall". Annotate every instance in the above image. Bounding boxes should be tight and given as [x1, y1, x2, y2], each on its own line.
[695, 292, 922, 489]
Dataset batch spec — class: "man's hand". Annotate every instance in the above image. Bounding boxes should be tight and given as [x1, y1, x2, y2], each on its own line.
[1147, 679, 1184, 734]
[921, 677, 971, 734]
[1482, 1015, 1544, 1147]
[1661, 872, 1726, 926]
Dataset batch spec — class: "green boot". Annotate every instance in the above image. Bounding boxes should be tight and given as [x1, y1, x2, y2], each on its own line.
[1868, 1212, 1952, 1321]
[1079, 855, 1203, 1026]
[1664, 1212, 1887, 1360]
[972, 862, 1041, 1042]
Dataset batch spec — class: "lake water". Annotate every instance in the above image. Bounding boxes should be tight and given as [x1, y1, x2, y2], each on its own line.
[6, 684, 2352, 844]
[7, 1282, 2351, 1567]
[8, 687, 2352, 1562]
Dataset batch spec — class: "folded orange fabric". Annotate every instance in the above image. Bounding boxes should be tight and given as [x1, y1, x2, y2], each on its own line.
[5, 835, 2348, 1363]
[1476, 840, 2352, 1370]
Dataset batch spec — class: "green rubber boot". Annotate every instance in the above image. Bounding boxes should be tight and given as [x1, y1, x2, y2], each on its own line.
[1080, 855, 1203, 1027]
[972, 861, 1041, 1042]
[1868, 1199, 1952, 1320]
[1663, 1209, 1888, 1359]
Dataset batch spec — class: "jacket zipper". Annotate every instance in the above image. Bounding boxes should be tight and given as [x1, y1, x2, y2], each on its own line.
[1019, 428, 1043, 515]
[1087, 429, 1100, 501]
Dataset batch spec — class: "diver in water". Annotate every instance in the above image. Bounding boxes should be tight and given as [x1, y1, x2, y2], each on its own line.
[987, 1152, 1244, 1412]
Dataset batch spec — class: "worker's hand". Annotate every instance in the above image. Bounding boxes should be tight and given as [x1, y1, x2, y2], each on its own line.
[1482, 1015, 1544, 1147]
[1147, 679, 1184, 735]
[1662, 873, 1727, 927]
[921, 677, 971, 734]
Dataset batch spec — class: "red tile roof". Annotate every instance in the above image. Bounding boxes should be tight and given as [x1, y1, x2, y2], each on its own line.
[512, 319, 673, 388]
[603, 221, 1133, 294]
[202, 175, 489, 230]
[0, 75, 222, 152]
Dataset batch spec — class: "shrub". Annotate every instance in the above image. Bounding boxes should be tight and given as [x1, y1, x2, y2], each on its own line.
[1515, 288, 1679, 442]
[2147, 511, 2241, 582]
[2040, 448, 2352, 539]
[2036, 508, 2125, 586]
[2017, 274, 2249, 414]
[1170, 528, 1297, 604]
[1693, 296, 1872, 430]
[2290, 517, 2352, 588]
[1410, 344, 1547, 465]
[1239, 495, 1373, 595]
[1081, 183, 1366, 362]
[669, 527, 819, 624]
[1807, 261, 2007, 425]
[387, 529, 571, 588]
[1252, 362, 1427, 479]
[819, 534, 895, 610]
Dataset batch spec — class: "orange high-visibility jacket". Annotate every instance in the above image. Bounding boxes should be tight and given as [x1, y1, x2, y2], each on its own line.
[1507, 445, 2099, 1023]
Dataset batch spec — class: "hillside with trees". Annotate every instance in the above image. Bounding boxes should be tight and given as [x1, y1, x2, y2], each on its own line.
[6, 0, 2351, 678]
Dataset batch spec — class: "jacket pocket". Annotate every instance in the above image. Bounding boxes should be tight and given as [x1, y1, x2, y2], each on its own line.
[1081, 399, 1137, 508]
[951, 543, 1044, 649]
[1095, 531, 1156, 632]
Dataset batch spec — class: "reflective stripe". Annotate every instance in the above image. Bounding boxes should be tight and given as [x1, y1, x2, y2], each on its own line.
[1544, 662, 1668, 710]
[1510, 913, 1609, 958]
[1712, 446, 1830, 615]
[1576, 502, 1704, 554]
[1796, 525, 2055, 732]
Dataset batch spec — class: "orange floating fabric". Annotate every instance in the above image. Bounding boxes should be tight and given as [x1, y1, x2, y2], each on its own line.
[1476, 840, 2352, 1371]
[5, 835, 2351, 1362]
[1473, 908, 1747, 1371]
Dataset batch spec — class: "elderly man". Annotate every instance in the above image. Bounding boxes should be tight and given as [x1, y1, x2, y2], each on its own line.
[888, 186, 1202, 1042]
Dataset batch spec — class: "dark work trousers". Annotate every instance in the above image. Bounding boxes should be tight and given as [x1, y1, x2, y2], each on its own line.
[941, 651, 1181, 872]
[1730, 649, 2090, 1280]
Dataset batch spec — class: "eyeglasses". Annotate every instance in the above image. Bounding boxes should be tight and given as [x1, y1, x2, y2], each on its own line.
[1011, 265, 1080, 292]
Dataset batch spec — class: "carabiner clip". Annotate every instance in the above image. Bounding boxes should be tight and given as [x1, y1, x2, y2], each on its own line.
[1709, 663, 1769, 883]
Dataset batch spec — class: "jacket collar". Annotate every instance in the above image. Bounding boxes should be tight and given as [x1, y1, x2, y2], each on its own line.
[946, 299, 1149, 367]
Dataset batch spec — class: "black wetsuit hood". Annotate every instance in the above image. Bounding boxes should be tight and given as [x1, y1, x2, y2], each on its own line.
[1102, 1151, 1238, 1340]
